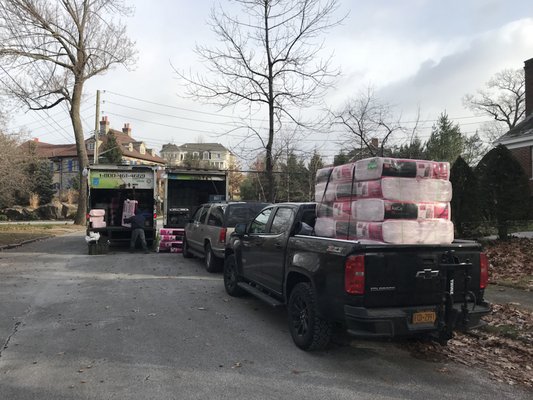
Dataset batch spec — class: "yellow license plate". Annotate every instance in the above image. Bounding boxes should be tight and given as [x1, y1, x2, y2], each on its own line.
[412, 311, 436, 324]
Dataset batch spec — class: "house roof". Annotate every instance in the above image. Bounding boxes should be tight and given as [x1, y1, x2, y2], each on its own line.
[96, 129, 165, 164]
[21, 129, 165, 165]
[20, 140, 78, 158]
[496, 113, 533, 144]
[161, 143, 179, 152]
[176, 143, 231, 153]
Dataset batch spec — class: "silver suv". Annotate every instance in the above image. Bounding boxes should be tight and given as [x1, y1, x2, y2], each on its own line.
[183, 202, 269, 272]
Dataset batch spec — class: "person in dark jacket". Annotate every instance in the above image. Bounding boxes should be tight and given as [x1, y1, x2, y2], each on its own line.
[125, 209, 149, 253]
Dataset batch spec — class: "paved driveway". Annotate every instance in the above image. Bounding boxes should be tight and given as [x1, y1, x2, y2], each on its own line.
[0, 233, 529, 399]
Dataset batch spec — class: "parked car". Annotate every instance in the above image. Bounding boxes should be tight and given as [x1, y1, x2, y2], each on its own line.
[183, 201, 269, 272]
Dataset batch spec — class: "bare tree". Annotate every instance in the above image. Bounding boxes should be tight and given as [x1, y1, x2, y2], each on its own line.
[463, 69, 525, 133]
[176, 0, 344, 202]
[0, 130, 33, 208]
[331, 87, 404, 158]
[0, 0, 136, 224]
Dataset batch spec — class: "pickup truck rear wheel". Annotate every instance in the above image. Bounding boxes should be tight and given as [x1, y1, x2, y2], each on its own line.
[288, 282, 333, 351]
[204, 243, 222, 273]
[224, 255, 245, 297]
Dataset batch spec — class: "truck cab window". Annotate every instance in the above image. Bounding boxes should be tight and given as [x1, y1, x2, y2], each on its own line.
[270, 208, 294, 234]
[250, 209, 272, 234]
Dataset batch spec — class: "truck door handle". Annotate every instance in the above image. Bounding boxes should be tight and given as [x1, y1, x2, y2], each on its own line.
[274, 242, 282, 249]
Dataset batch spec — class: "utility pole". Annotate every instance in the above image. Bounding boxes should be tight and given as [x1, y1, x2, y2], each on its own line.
[93, 90, 101, 165]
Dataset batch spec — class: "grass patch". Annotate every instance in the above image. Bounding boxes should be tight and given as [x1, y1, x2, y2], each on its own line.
[481, 324, 521, 340]
[490, 276, 533, 291]
[0, 224, 85, 246]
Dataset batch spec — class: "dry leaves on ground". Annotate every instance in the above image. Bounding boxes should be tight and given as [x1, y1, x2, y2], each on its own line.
[483, 238, 533, 290]
[405, 304, 533, 388]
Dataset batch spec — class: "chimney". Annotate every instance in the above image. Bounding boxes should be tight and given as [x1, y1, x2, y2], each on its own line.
[371, 138, 379, 149]
[525, 57, 533, 117]
[33, 138, 39, 142]
[122, 123, 132, 137]
[99, 116, 110, 135]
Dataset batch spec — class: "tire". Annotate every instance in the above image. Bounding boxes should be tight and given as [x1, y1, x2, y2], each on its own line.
[223, 254, 245, 297]
[182, 235, 193, 258]
[287, 282, 333, 351]
[204, 243, 222, 273]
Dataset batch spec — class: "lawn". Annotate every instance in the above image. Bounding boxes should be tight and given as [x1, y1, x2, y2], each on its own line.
[0, 223, 85, 247]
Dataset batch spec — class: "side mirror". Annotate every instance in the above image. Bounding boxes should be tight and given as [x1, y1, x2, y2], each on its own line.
[234, 223, 247, 235]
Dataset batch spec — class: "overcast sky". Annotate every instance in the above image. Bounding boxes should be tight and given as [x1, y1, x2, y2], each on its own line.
[8, 0, 533, 164]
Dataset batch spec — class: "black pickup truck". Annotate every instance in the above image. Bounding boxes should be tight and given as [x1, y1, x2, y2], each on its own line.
[224, 202, 491, 350]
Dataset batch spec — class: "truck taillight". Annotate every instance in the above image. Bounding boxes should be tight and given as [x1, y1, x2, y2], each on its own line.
[480, 253, 489, 289]
[86, 213, 90, 221]
[219, 228, 227, 243]
[345, 255, 365, 294]
[153, 213, 157, 220]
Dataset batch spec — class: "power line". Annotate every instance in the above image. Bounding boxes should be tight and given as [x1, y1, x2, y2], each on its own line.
[105, 90, 494, 126]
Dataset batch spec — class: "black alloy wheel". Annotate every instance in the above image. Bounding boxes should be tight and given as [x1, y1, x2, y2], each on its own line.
[223, 255, 245, 297]
[287, 282, 333, 351]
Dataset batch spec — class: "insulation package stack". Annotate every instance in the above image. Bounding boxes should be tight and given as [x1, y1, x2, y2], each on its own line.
[314, 157, 453, 245]
[89, 209, 107, 229]
[157, 228, 184, 253]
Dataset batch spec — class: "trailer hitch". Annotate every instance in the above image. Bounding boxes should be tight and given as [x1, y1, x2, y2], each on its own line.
[437, 250, 474, 343]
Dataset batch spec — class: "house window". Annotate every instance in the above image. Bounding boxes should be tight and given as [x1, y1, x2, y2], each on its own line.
[72, 159, 79, 172]
[193, 152, 199, 159]
[203, 151, 210, 160]
[87, 142, 94, 151]
[215, 153, 221, 159]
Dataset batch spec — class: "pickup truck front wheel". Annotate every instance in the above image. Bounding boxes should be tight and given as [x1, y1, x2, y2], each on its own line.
[223, 255, 245, 297]
[288, 282, 333, 351]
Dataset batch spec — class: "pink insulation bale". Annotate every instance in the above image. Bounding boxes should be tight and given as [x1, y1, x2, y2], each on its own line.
[121, 199, 138, 228]
[354, 157, 450, 181]
[89, 209, 105, 217]
[353, 199, 450, 222]
[355, 177, 452, 202]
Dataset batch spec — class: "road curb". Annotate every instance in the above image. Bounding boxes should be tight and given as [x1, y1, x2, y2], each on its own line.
[0, 236, 54, 251]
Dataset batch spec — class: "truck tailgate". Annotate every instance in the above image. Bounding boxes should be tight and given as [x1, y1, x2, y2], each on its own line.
[362, 245, 483, 308]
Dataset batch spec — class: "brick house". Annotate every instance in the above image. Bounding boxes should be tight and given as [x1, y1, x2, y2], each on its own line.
[495, 57, 533, 193]
[22, 117, 165, 194]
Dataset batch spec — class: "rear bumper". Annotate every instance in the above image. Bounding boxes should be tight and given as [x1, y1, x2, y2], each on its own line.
[344, 301, 491, 338]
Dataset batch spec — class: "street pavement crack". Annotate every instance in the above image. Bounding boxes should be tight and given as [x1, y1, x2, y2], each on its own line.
[1, 320, 22, 357]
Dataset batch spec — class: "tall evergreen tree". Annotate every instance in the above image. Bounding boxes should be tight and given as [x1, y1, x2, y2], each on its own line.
[425, 112, 464, 163]
[278, 153, 308, 202]
[476, 145, 530, 239]
[100, 132, 123, 164]
[450, 157, 480, 237]
[392, 136, 426, 159]
[334, 151, 350, 166]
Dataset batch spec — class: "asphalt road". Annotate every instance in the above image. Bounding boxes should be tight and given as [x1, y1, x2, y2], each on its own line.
[0, 233, 529, 400]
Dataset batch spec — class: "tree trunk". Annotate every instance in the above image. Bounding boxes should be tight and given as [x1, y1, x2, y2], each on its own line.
[264, 1, 275, 203]
[497, 222, 508, 240]
[70, 79, 89, 225]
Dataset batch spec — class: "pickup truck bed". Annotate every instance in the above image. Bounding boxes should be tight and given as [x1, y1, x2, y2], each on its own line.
[224, 202, 490, 350]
